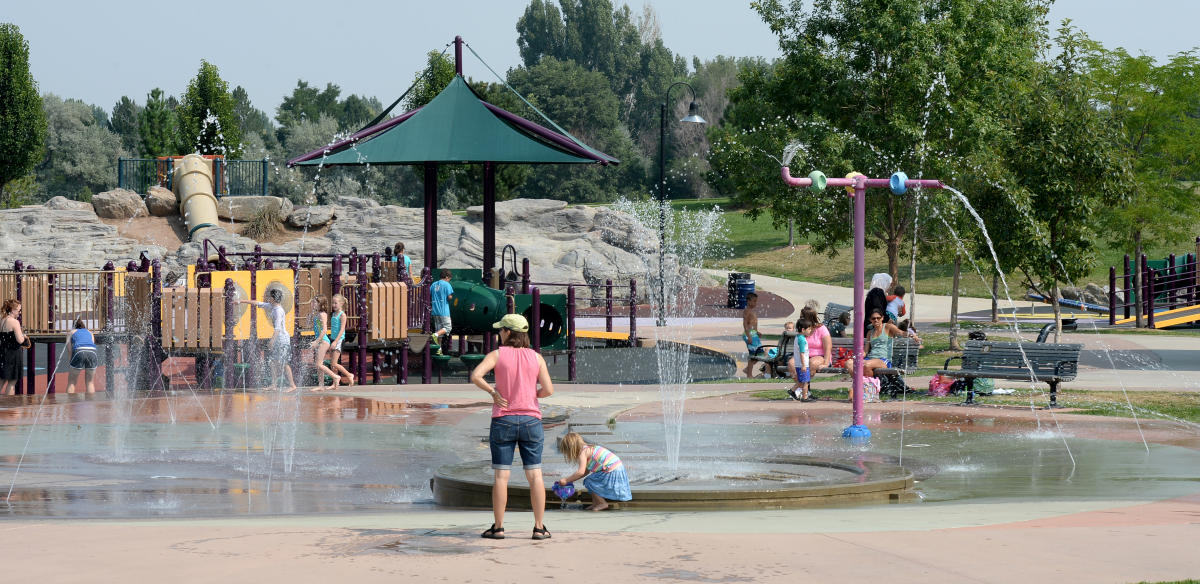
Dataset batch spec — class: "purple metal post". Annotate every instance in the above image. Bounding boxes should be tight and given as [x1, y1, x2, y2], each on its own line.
[628, 279, 637, 346]
[103, 261, 115, 393]
[1146, 267, 1156, 329]
[357, 256, 369, 384]
[1109, 266, 1117, 326]
[151, 260, 164, 391]
[223, 278, 236, 389]
[248, 264, 258, 388]
[567, 286, 577, 381]
[331, 254, 342, 296]
[454, 35, 462, 75]
[1141, 254, 1149, 324]
[531, 287, 541, 351]
[46, 268, 56, 394]
[424, 163, 438, 273]
[521, 258, 531, 294]
[372, 253, 381, 283]
[1123, 254, 1131, 319]
[483, 162, 496, 279]
[780, 167, 945, 437]
[605, 279, 614, 332]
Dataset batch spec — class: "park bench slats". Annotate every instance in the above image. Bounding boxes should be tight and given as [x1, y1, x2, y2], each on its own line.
[938, 340, 1082, 407]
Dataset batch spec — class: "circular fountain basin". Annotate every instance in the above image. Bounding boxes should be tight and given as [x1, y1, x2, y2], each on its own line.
[432, 455, 913, 510]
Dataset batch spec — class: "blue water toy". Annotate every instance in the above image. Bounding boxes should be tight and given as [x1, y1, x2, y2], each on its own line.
[889, 171, 909, 194]
[552, 482, 575, 500]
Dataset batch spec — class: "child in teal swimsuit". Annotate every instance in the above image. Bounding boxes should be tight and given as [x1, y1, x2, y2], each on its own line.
[556, 432, 632, 511]
[308, 296, 337, 391]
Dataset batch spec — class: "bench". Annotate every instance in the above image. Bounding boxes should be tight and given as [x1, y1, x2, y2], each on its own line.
[815, 336, 921, 398]
[823, 303, 853, 325]
[937, 340, 1082, 407]
[747, 332, 796, 379]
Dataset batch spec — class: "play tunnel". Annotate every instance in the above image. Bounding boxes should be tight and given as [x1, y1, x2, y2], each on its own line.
[172, 153, 221, 240]
[448, 280, 567, 349]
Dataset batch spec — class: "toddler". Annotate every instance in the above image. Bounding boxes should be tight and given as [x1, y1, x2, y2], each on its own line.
[556, 432, 631, 511]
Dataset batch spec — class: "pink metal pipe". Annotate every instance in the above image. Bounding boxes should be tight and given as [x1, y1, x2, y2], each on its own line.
[779, 166, 944, 436]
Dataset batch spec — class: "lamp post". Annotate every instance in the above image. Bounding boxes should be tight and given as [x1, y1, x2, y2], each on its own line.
[657, 81, 707, 327]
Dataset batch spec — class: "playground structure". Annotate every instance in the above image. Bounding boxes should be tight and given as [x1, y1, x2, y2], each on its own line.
[1109, 237, 1200, 329]
[0, 247, 645, 395]
[780, 168, 945, 438]
[172, 153, 222, 239]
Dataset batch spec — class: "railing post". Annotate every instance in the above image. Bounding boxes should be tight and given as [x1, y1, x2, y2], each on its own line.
[262, 159, 269, 196]
[1122, 254, 1131, 319]
[372, 253, 381, 283]
[605, 279, 613, 333]
[521, 258, 530, 294]
[568, 285, 577, 381]
[150, 259, 164, 391]
[118, 158, 125, 190]
[331, 253, 343, 295]
[629, 279, 637, 346]
[47, 268, 56, 394]
[1168, 254, 1177, 309]
[223, 278, 236, 390]
[1146, 265, 1156, 329]
[357, 256, 369, 384]
[1140, 254, 1149, 327]
[248, 263, 258, 388]
[103, 261, 115, 393]
[1109, 266, 1117, 326]
[531, 287, 541, 352]
[14, 261, 28, 395]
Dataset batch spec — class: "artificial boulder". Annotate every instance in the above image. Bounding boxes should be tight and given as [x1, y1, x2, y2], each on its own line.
[146, 186, 178, 216]
[288, 206, 334, 228]
[92, 188, 147, 219]
[43, 196, 94, 212]
[216, 196, 294, 223]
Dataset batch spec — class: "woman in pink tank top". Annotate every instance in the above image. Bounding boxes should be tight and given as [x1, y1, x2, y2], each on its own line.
[800, 305, 832, 371]
[469, 313, 555, 541]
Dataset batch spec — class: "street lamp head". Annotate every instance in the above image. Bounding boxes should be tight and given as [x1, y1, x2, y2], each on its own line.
[680, 101, 706, 124]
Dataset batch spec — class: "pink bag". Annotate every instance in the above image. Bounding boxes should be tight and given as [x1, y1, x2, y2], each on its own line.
[928, 374, 954, 396]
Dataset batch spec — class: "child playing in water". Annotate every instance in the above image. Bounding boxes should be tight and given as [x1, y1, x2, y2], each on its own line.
[328, 294, 355, 386]
[308, 296, 339, 391]
[742, 292, 764, 378]
[239, 289, 297, 392]
[556, 432, 631, 511]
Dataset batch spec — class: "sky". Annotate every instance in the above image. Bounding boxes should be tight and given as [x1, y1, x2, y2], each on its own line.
[6, 0, 1199, 116]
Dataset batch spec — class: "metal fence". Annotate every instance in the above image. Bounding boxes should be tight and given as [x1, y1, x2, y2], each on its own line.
[117, 158, 269, 197]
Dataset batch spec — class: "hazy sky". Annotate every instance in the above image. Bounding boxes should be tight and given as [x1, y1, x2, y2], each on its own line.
[7, 0, 1199, 115]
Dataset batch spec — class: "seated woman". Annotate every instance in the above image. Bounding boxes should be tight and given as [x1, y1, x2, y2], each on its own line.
[852, 308, 920, 379]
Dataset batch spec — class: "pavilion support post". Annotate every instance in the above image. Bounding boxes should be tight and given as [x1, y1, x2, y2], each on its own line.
[424, 162, 438, 272]
[483, 162, 497, 280]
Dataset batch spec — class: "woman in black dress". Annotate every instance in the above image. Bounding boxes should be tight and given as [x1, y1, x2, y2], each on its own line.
[0, 299, 28, 396]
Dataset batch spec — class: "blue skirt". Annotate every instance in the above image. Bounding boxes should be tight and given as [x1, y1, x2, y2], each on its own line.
[583, 467, 632, 501]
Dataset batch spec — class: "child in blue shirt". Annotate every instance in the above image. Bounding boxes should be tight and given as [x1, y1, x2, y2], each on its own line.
[786, 318, 815, 401]
[430, 269, 454, 352]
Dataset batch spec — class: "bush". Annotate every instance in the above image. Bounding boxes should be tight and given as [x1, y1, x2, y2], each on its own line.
[241, 206, 283, 240]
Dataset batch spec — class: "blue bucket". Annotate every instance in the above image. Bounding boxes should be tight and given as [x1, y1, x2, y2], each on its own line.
[734, 279, 756, 309]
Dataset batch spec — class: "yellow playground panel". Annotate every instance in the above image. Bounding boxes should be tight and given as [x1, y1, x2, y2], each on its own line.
[208, 269, 296, 341]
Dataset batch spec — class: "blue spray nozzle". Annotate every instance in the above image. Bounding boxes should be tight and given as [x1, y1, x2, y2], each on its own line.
[889, 171, 909, 195]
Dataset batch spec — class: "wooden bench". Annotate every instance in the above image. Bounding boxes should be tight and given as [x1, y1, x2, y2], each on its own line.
[937, 340, 1082, 407]
[815, 336, 921, 398]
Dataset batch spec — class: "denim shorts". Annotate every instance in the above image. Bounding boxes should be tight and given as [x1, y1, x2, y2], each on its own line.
[489, 415, 544, 470]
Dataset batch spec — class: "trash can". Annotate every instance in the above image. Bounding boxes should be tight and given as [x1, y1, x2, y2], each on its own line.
[735, 279, 756, 309]
[727, 272, 750, 308]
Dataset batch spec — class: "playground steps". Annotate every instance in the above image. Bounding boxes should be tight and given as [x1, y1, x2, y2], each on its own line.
[1112, 303, 1200, 327]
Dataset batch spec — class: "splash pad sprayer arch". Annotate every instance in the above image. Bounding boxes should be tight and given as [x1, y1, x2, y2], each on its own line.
[780, 167, 945, 439]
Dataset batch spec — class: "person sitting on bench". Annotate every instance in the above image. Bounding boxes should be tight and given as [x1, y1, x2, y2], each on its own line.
[851, 308, 920, 379]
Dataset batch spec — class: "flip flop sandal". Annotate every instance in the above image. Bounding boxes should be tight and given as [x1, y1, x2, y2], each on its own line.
[532, 525, 551, 540]
[481, 524, 505, 539]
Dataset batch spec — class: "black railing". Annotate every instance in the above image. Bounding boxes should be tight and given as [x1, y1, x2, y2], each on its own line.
[117, 158, 268, 197]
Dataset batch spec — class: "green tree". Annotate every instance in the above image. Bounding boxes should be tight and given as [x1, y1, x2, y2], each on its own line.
[138, 88, 178, 158]
[401, 51, 457, 111]
[516, 0, 567, 66]
[109, 96, 141, 154]
[1084, 45, 1200, 326]
[996, 26, 1134, 336]
[37, 94, 125, 199]
[231, 86, 275, 148]
[718, 0, 1046, 279]
[0, 23, 47, 208]
[177, 60, 243, 157]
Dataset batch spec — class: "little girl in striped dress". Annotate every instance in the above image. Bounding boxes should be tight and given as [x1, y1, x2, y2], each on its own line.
[556, 432, 632, 511]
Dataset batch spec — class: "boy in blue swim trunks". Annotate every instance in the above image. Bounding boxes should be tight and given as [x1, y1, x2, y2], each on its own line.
[742, 293, 765, 378]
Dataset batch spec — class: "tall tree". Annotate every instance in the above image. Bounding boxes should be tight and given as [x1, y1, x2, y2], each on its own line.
[37, 94, 125, 199]
[718, 0, 1046, 279]
[401, 52, 457, 111]
[177, 60, 243, 157]
[138, 88, 178, 158]
[109, 96, 141, 154]
[516, 0, 567, 67]
[1085, 45, 1200, 325]
[0, 23, 47, 207]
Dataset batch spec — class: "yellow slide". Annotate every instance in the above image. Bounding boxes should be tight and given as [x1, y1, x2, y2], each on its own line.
[172, 154, 220, 240]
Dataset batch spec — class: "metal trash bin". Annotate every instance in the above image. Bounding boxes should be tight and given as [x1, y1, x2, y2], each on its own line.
[727, 272, 750, 308]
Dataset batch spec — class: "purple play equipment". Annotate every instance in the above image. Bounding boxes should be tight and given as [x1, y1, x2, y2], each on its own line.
[780, 168, 945, 438]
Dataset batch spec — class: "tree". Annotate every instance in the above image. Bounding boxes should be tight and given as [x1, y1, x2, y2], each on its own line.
[401, 52, 456, 111]
[718, 0, 1046, 280]
[138, 88, 178, 158]
[997, 26, 1134, 337]
[516, 0, 567, 67]
[177, 60, 243, 157]
[37, 94, 126, 199]
[109, 96, 141, 154]
[0, 23, 47, 208]
[1085, 45, 1200, 326]
[232, 85, 275, 151]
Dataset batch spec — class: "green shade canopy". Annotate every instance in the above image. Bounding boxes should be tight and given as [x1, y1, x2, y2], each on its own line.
[290, 76, 615, 166]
